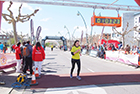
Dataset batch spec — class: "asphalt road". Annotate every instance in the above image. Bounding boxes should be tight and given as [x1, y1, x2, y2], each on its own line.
[24, 47, 140, 94]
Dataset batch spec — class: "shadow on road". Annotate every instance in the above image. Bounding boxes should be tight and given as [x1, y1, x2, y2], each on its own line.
[31, 72, 140, 89]
[47, 54, 57, 56]
[45, 58, 55, 60]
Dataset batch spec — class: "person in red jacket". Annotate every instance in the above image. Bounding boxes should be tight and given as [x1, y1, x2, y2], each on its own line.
[15, 42, 22, 73]
[32, 42, 45, 76]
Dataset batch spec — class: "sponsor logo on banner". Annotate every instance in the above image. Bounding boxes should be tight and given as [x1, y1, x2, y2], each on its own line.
[36, 26, 42, 41]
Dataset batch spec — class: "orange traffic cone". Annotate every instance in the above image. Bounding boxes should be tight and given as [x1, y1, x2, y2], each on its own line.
[30, 71, 38, 86]
[35, 67, 40, 79]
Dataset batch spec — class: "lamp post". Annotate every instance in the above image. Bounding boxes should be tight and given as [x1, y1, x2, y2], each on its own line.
[77, 11, 88, 44]
[72, 27, 79, 43]
[64, 25, 71, 47]
[58, 32, 62, 36]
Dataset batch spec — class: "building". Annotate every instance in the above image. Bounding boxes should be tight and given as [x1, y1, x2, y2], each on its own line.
[102, 33, 111, 40]
[0, 34, 10, 43]
[111, 12, 140, 47]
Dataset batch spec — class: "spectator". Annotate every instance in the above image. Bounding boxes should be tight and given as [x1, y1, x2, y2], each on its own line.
[32, 42, 45, 76]
[108, 44, 112, 50]
[3, 43, 7, 53]
[137, 47, 140, 54]
[20, 42, 26, 71]
[0, 42, 3, 53]
[118, 42, 122, 50]
[23, 41, 33, 75]
[111, 44, 116, 51]
[15, 42, 22, 73]
[125, 44, 130, 54]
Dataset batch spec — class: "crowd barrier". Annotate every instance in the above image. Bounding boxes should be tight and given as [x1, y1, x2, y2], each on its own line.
[89, 50, 98, 57]
[0, 53, 17, 70]
[81, 49, 87, 55]
[106, 51, 140, 66]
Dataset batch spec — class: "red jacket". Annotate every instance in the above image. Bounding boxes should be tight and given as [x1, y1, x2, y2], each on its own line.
[32, 46, 45, 61]
[15, 46, 21, 60]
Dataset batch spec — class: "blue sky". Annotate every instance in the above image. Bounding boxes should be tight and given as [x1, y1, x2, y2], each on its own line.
[1, 0, 139, 40]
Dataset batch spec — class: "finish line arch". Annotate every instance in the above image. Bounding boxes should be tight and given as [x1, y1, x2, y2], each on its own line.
[42, 36, 67, 51]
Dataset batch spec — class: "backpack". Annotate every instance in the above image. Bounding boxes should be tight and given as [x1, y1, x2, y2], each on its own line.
[23, 45, 30, 57]
[16, 74, 27, 84]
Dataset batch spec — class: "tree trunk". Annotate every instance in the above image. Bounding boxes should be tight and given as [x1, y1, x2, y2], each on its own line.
[122, 36, 125, 48]
[12, 21, 18, 44]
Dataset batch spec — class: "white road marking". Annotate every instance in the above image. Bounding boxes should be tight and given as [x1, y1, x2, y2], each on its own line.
[45, 85, 107, 94]
[87, 68, 95, 72]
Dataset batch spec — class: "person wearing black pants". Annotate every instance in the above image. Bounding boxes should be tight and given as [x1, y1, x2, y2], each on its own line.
[23, 41, 33, 75]
[70, 40, 81, 80]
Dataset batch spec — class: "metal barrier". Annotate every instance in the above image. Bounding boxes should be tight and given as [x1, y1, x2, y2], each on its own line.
[89, 50, 98, 57]
[81, 49, 87, 55]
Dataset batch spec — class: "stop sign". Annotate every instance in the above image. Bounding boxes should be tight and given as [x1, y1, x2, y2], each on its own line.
[135, 0, 140, 6]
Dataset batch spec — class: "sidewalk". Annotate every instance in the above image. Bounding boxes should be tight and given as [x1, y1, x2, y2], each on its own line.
[0, 68, 29, 94]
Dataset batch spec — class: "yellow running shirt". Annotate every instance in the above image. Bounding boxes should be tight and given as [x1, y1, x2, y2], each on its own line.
[71, 46, 81, 60]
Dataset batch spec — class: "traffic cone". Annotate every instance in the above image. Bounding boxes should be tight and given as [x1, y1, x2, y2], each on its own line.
[35, 67, 40, 79]
[30, 71, 38, 86]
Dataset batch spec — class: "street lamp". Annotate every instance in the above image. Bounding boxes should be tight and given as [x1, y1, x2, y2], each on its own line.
[64, 25, 71, 47]
[58, 32, 62, 36]
[77, 11, 88, 44]
[72, 27, 79, 42]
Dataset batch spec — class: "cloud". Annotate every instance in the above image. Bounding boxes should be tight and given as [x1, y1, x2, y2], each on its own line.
[43, 28, 49, 31]
[35, 7, 42, 11]
[40, 18, 51, 22]
[23, 3, 34, 11]
[73, 26, 91, 33]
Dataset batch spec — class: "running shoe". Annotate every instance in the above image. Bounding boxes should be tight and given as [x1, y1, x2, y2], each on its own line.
[76, 76, 81, 80]
[70, 74, 73, 78]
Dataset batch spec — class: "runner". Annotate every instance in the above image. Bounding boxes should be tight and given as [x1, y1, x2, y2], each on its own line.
[51, 45, 53, 51]
[32, 42, 45, 76]
[70, 40, 81, 80]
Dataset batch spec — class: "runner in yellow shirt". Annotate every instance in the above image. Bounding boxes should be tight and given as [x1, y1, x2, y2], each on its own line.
[70, 40, 81, 80]
[51, 45, 53, 51]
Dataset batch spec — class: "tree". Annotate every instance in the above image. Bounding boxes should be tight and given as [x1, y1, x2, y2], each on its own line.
[18, 31, 28, 43]
[2, 1, 39, 44]
[112, 22, 138, 47]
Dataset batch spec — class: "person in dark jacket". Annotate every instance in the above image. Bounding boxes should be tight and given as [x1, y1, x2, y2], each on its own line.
[23, 41, 33, 75]
[32, 42, 45, 76]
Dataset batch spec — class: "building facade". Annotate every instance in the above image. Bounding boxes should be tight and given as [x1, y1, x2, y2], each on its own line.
[111, 12, 140, 47]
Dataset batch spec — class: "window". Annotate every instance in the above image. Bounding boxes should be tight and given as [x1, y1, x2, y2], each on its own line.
[112, 33, 115, 37]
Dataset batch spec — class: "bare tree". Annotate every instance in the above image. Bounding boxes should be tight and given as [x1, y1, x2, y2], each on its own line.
[18, 32, 28, 43]
[2, 1, 39, 44]
[112, 22, 138, 47]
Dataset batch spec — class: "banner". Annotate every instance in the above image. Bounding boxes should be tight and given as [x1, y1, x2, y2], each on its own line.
[0, 53, 16, 70]
[0, 1, 4, 31]
[36, 26, 41, 41]
[135, 0, 140, 6]
[30, 19, 34, 43]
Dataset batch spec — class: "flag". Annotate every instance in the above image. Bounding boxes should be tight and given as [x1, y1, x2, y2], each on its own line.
[36, 26, 41, 41]
[81, 30, 83, 44]
[30, 19, 34, 42]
